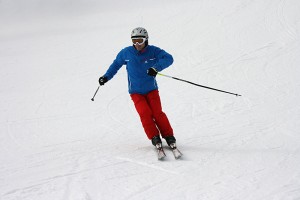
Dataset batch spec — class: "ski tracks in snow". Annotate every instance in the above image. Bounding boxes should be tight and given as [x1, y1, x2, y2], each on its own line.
[116, 156, 180, 175]
[1, 141, 124, 200]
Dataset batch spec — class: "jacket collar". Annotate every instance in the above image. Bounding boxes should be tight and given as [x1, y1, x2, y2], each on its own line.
[132, 45, 149, 54]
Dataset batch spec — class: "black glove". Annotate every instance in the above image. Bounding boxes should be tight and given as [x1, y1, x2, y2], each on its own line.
[147, 67, 158, 77]
[99, 76, 108, 85]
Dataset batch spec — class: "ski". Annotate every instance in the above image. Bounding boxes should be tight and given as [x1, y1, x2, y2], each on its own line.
[155, 143, 166, 160]
[154, 143, 182, 160]
[169, 143, 183, 159]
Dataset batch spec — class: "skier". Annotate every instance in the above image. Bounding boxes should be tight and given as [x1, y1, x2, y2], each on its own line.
[99, 27, 178, 152]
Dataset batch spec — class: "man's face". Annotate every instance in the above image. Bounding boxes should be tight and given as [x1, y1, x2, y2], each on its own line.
[132, 37, 146, 51]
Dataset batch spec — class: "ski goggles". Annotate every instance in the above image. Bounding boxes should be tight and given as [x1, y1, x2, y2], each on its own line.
[132, 37, 147, 45]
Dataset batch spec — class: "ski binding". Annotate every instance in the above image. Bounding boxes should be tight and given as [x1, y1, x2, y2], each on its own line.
[169, 143, 183, 159]
[156, 143, 166, 160]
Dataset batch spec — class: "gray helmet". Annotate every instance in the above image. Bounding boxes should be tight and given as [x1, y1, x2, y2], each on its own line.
[131, 27, 148, 39]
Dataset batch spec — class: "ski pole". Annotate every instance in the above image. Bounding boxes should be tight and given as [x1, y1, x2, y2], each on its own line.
[157, 73, 242, 97]
[91, 86, 100, 101]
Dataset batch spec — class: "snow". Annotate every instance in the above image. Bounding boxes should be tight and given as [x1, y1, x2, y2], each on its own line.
[1, 0, 300, 199]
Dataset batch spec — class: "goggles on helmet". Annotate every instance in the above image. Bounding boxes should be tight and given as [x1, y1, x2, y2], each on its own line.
[132, 37, 146, 45]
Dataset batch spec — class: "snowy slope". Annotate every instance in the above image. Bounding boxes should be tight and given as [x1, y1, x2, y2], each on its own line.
[1, 0, 300, 199]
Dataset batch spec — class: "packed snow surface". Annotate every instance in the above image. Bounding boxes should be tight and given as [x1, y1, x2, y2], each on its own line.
[1, 0, 300, 199]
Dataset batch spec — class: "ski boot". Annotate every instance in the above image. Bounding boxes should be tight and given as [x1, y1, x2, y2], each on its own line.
[165, 136, 182, 159]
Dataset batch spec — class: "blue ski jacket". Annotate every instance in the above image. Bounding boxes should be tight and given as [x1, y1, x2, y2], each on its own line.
[104, 45, 173, 94]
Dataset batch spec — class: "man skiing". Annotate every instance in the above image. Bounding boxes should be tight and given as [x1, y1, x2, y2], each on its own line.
[99, 27, 180, 158]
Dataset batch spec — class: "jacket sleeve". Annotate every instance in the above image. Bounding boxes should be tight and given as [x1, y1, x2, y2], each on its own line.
[153, 47, 174, 72]
[104, 49, 126, 80]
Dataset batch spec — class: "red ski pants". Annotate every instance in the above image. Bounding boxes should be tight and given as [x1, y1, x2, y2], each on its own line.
[130, 90, 173, 140]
